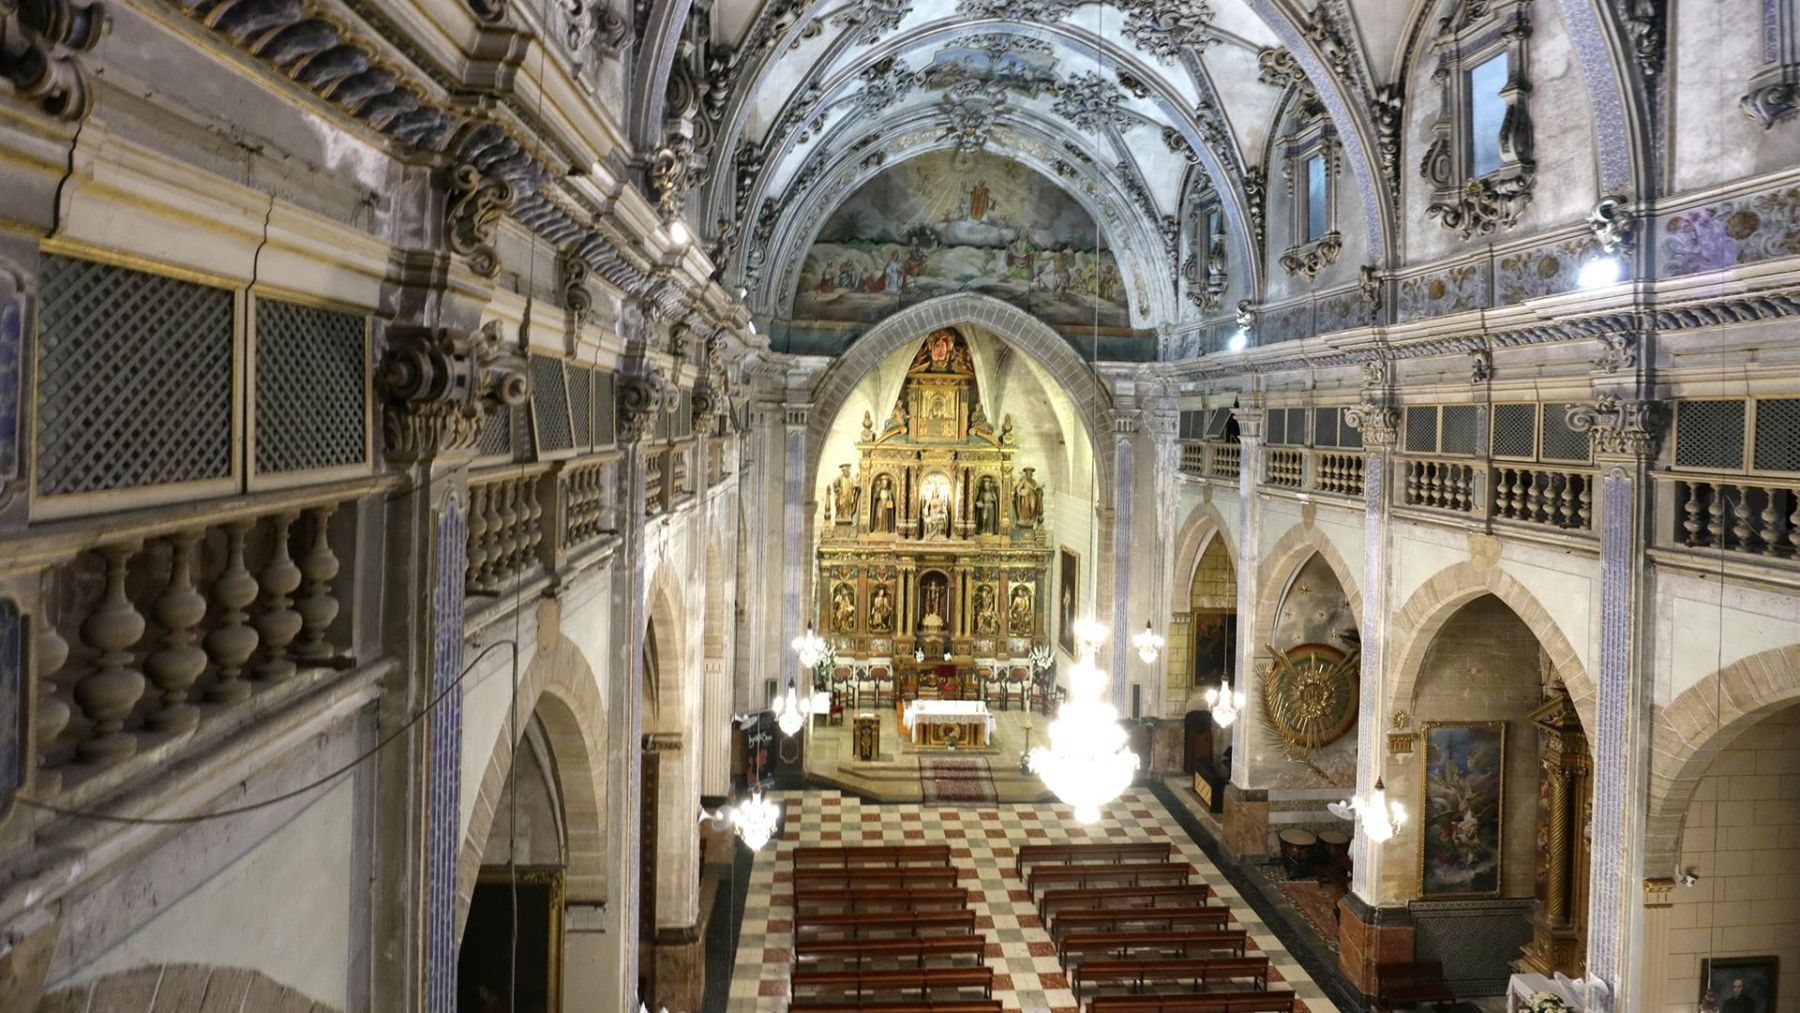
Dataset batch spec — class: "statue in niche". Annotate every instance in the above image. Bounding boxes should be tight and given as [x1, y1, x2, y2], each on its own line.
[1009, 585, 1034, 636]
[974, 584, 1000, 636]
[921, 576, 948, 627]
[1013, 467, 1042, 528]
[922, 486, 949, 539]
[831, 463, 859, 525]
[974, 476, 1000, 535]
[861, 411, 875, 442]
[871, 474, 897, 532]
[868, 584, 894, 633]
[832, 581, 857, 633]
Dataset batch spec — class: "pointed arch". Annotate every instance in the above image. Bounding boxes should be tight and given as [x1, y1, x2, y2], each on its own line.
[1249, 521, 1364, 655]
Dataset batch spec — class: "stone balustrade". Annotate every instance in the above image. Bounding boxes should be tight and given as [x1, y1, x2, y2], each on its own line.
[1314, 452, 1366, 497]
[562, 454, 620, 557]
[1665, 475, 1800, 559]
[1266, 447, 1306, 488]
[1493, 465, 1595, 532]
[465, 466, 551, 596]
[1402, 458, 1479, 513]
[7, 477, 392, 794]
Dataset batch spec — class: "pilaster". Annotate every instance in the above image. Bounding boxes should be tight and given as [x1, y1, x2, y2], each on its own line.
[1228, 387, 1265, 792]
[1109, 407, 1139, 711]
[1145, 399, 1182, 720]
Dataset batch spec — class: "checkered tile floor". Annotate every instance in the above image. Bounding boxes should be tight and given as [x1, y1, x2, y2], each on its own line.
[725, 788, 1341, 1011]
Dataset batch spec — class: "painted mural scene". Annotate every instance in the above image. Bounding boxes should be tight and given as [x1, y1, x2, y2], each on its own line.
[792, 151, 1133, 334]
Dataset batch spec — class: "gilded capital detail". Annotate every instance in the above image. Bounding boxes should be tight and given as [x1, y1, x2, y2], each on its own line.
[378, 323, 529, 461]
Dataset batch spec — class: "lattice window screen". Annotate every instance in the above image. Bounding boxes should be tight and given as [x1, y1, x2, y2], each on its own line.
[1405, 406, 1439, 455]
[529, 355, 574, 454]
[37, 255, 234, 496]
[1284, 407, 1308, 446]
[1674, 400, 1746, 471]
[1441, 405, 1478, 456]
[1541, 405, 1593, 462]
[1266, 408, 1287, 445]
[255, 299, 366, 475]
[654, 399, 672, 441]
[1179, 410, 1204, 439]
[1752, 399, 1799, 473]
[567, 364, 593, 449]
[675, 390, 694, 439]
[1491, 403, 1536, 459]
[594, 372, 616, 447]
[1313, 407, 1340, 448]
[477, 407, 512, 458]
[1339, 415, 1363, 450]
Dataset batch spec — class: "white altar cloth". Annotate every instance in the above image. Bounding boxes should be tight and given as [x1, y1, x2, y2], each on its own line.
[902, 700, 996, 743]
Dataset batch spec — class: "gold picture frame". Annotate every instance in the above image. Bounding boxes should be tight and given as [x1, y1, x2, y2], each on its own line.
[1057, 546, 1079, 656]
[468, 865, 565, 1010]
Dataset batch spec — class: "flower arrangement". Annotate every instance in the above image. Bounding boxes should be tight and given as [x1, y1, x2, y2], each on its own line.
[1524, 992, 1575, 1013]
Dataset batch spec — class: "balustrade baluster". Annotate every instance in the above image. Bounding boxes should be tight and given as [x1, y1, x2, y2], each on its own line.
[35, 578, 71, 780]
[1759, 488, 1782, 556]
[1557, 475, 1577, 528]
[1787, 490, 1799, 556]
[1729, 486, 1753, 552]
[467, 483, 491, 591]
[74, 542, 146, 763]
[294, 505, 341, 663]
[1680, 482, 1704, 546]
[147, 529, 207, 732]
[1577, 477, 1593, 530]
[497, 480, 522, 579]
[253, 511, 304, 683]
[1406, 461, 1421, 504]
[1508, 469, 1525, 520]
[206, 520, 260, 703]
[1708, 485, 1727, 547]
[522, 478, 545, 569]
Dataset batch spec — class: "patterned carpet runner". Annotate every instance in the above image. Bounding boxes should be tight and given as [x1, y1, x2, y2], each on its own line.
[919, 754, 997, 805]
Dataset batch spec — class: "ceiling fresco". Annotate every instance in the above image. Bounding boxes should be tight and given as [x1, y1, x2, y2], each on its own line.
[786, 151, 1132, 352]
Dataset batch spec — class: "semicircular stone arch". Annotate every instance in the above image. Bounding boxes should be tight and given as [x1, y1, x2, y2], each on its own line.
[1385, 561, 1594, 734]
[1644, 642, 1800, 874]
[804, 293, 1115, 499]
[455, 630, 608, 941]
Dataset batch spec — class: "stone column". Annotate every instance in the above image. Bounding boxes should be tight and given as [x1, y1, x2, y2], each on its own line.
[1227, 390, 1265, 789]
[1145, 399, 1182, 721]
[782, 402, 810, 695]
[601, 365, 664, 1009]
[647, 731, 703, 1011]
[1566, 394, 1659, 1011]
[1108, 408, 1138, 711]
[1344, 384, 1399, 904]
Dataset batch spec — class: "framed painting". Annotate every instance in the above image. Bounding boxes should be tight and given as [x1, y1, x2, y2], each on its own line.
[1417, 720, 1505, 898]
[459, 866, 564, 1013]
[1057, 546, 1079, 657]
[1700, 955, 1778, 1013]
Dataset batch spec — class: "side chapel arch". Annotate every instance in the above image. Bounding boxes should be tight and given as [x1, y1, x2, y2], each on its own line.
[1249, 523, 1364, 657]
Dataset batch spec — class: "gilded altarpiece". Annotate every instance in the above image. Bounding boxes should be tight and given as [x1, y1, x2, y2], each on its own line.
[817, 328, 1051, 685]
[1519, 689, 1592, 977]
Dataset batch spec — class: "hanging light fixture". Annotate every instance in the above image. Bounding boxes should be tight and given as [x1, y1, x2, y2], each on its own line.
[792, 624, 826, 670]
[1132, 621, 1165, 664]
[699, 789, 782, 852]
[775, 679, 810, 737]
[1027, 622, 1138, 824]
[1205, 675, 1244, 727]
[1327, 777, 1407, 843]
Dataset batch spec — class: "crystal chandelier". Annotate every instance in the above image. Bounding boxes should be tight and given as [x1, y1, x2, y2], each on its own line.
[1027, 621, 1138, 824]
[775, 679, 810, 737]
[792, 624, 826, 670]
[1205, 675, 1244, 728]
[1132, 621, 1165, 664]
[1327, 777, 1407, 843]
[699, 789, 782, 852]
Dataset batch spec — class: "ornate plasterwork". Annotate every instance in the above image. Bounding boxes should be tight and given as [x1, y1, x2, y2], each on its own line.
[1614, 0, 1665, 78]
[616, 368, 671, 443]
[1565, 395, 1660, 459]
[954, 0, 1078, 21]
[852, 56, 920, 116]
[1741, 0, 1799, 127]
[1116, 0, 1219, 64]
[0, 0, 106, 121]
[1586, 194, 1635, 256]
[1427, 174, 1535, 240]
[378, 323, 529, 461]
[1420, 0, 1536, 240]
[447, 164, 517, 279]
[1279, 234, 1341, 280]
[939, 81, 1007, 158]
[1051, 71, 1131, 133]
[559, 247, 593, 328]
[830, 0, 914, 46]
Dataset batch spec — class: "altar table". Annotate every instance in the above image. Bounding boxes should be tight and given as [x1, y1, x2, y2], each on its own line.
[899, 700, 995, 748]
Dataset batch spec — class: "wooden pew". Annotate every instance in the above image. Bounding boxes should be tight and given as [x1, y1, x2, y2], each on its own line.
[1071, 957, 1270, 1004]
[795, 909, 979, 940]
[1051, 906, 1233, 942]
[794, 867, 963, 891]
[787, 1002, 1002, 1013]
[1014, 842, 1175, 877]
[1372, 960, 1457, 1010]
[793, 934, 989, 970]
[793, 845, 955, 869]
[794, 886, 971, 914]
[789, 965, 996, 1001]
[1028, 862, 1192, 895]
[1058, 929, 1249, 964]
[1084, 990, 1298, 1012]
[1040, 884, 1215, 917]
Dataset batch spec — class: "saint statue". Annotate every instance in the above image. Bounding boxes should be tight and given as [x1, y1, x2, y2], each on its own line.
[886, 400, 908, 432]
[868, 585, 894, 633]
[831, 463, 859, 526]
[922, 579, 946, 625]
[872, 474, 897, 532]
[974, 585, 999, 636]
[974, 476, 999, 535]
[968, 401, 992, 435]
[1013, 467, 1042, 528]
[832, 582, 856, 633]
[1009, 585, 1034, 636]
[922, 487, 949, 539]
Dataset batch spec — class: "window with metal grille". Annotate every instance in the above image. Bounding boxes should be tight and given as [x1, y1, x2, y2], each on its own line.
[675, 390, 694, 439]
[594, 372, 616, 447]
[1405, 406, 1440, 454]
[1313, 407, 1340, 448]
[1753, 398, 1800, 474]
[1491, 403, 1536, 459]
[36, 255, 235, 496]
[567, 363, 593, 449]
[1340, 416, 1363, 450]
[1673, 400, 1746, 471]
[529, 355, 575, 454]
[1540, 404, 1592, 463]
[1179, 410, 1205, 440]
[477, 406, 512, 458]
[1266, 408, 1287, 445]
[654, 398, 672, 441]
[1285, 407, 1309, 446]
[255, 299, 367, 475]
[1441, 405, 1479, 456]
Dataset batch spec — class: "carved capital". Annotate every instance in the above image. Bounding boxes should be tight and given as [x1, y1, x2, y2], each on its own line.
[0, 0, 107, 121]
[615, 369, 669, 444]
[1427, 173, 1535, 239]
[378, 323, 529, 461]
[1343, 400, 1400, 450]
[446, 163, 517, 279]
[558, 247, 592, 327]
[1565, 395, 1661, 460]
